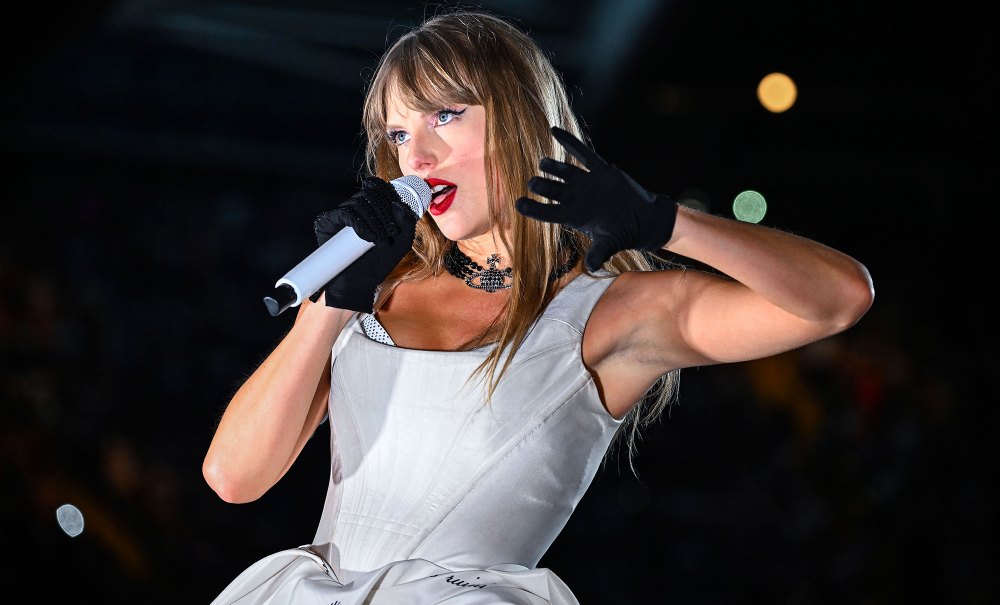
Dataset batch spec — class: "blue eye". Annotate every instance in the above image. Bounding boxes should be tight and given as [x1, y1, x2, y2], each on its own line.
[386, 107, 465, 146]
[436, 107, 466, 126]
[386, 130, 409, 146]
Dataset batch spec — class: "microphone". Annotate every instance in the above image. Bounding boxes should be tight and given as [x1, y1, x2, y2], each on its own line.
[263, 175, 433, 316]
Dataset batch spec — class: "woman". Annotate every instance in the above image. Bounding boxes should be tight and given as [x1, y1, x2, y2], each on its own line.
[203, 9, 874, 604]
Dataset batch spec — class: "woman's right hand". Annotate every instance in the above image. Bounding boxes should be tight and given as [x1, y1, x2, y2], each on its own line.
[313, 176, 417, 312]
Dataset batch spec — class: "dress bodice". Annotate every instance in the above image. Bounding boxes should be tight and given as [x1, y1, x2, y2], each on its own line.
[311, 271, 623, 579]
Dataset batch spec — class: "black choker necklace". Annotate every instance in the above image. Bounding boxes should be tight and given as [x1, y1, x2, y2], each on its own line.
[443, 243, 580, 293]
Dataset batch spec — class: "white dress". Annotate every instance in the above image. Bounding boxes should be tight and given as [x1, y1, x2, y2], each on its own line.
[210, 272, 623, 604]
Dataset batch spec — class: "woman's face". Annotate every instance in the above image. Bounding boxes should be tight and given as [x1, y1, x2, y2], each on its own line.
[385, 92, 493, 243]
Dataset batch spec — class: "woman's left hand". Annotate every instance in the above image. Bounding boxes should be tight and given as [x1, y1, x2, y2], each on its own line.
[515, 127, 678, 270]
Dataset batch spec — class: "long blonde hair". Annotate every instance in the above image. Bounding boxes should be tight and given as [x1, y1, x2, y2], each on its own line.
[361, 8, 679, 471]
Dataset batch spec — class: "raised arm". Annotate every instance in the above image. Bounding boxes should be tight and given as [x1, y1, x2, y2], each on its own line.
[516, 127, 873, 413]
[621, 205, 873, 370]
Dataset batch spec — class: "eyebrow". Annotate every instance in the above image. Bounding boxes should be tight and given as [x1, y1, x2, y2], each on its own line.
[384, 112, 417, 132]
[383, 103, 414, 131]
[385, 110, 429, 132]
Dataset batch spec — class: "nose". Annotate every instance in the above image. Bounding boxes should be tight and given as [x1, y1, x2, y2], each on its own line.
[404, 130, 439, 175]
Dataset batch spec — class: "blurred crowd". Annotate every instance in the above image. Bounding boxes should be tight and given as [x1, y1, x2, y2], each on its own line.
[1, 170, 995, 603]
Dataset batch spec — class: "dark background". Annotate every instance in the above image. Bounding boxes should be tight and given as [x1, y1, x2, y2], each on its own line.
[2, 1, 997, 603]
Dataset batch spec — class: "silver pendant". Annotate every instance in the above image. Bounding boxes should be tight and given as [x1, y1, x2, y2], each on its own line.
[465, 254, 513, 292]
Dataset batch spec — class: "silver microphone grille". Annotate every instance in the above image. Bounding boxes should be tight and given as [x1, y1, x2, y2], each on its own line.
[391, 175, 433, 217]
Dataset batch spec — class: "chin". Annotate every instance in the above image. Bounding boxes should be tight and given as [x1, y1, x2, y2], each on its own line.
[432, 217, 491, 243]
[429, 218, 461, 242]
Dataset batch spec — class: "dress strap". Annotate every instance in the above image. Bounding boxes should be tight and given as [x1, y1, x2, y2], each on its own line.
[540, 270, 617, 335]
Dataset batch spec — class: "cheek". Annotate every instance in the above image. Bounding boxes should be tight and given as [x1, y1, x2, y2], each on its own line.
[457, 151, 487, 188]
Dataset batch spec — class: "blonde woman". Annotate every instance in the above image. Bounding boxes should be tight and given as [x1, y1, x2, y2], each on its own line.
[203, 9, 874, 604]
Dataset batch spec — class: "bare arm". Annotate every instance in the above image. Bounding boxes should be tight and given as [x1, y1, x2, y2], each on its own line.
[585, 205, 873, 418]
[202, 297, 354, 503]
[519, 127, 874, 417]
[675, 205, 874, 357]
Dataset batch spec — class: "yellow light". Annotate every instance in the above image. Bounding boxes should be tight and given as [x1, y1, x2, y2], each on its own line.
[757, 72, 797, 113]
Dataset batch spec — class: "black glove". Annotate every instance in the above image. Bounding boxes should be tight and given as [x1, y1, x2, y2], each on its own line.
[515, 127, 678, 271]
[312, 176, 416, 312]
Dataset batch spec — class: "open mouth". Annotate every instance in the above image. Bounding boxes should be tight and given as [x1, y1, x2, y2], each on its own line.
[430, 183, 457, 203]
[426, 178, 457, 216]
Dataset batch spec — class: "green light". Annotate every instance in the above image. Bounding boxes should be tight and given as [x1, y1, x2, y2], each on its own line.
[733, 190, 767, 223]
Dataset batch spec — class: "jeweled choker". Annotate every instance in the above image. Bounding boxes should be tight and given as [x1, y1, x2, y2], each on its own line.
[443, 243, 579, 292]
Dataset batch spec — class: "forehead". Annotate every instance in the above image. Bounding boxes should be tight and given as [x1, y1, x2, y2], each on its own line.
[384, 88, 421, 121]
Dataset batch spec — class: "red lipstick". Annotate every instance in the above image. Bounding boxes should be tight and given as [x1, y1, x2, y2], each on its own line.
[425, 178, 457, 216]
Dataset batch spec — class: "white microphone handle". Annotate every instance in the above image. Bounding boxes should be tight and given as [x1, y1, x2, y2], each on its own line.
[276, 227, 374, 306]
[263, 175, 431, 316]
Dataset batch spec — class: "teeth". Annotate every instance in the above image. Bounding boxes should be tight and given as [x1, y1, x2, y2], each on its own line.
[432, 184, 449, 193]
